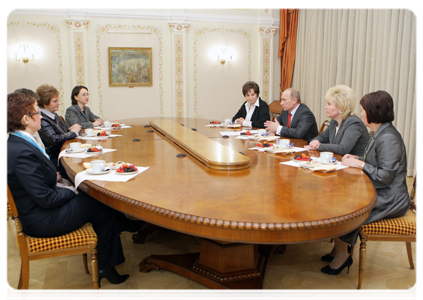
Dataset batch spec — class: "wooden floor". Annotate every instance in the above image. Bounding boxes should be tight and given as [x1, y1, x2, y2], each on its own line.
[6, 177, 417, 296]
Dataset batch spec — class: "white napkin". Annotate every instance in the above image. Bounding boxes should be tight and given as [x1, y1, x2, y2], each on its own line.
[281, 160, 349, 171]
[221, 130, 258, 136]
[77, 134, 122, 141]
[74, 166, 149, 189]
[58, 148, 117, 160]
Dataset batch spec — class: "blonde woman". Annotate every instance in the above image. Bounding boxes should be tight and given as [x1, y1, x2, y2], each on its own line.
[305, 85, 369, 156]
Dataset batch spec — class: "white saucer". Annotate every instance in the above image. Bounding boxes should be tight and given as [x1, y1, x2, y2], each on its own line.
[86, 134, 97, 137]
[86, 168, 110, 175]
[66, 148, 87, 153]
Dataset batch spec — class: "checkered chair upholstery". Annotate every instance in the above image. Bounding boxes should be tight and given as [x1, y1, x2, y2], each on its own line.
[7, 185, 99, 289]
[356, 176, 416, 289]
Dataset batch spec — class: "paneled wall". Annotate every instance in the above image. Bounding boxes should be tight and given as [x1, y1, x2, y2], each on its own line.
[7, 9, 281, 122]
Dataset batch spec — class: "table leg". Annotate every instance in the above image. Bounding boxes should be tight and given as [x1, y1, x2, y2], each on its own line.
[139, 239, 277, 289]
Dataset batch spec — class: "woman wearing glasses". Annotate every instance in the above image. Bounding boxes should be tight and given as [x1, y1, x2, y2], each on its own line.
[320, 90, 410, 276]
[65, 85, 103, 128]
[36, 84, 81, 179]
[7, 92, 144, 286]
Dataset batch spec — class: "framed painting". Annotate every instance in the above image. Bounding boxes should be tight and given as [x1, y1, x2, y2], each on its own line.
[108, 47, 152, 87]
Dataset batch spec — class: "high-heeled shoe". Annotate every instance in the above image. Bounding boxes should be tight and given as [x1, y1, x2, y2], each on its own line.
[321, 255, 353, 275]
[321, 245, 351, 262]
[99, 267, 129, 287]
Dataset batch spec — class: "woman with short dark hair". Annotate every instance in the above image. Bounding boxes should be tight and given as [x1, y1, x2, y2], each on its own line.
[7, 92, 144, 286]
[232, 81, 270, 128]
[36, 84, 81, 179]
[320, 90, 410, 275]
[65, 86, 103, 128]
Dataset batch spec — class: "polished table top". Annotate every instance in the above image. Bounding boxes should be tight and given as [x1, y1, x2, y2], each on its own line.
[62, 117, 376, 245]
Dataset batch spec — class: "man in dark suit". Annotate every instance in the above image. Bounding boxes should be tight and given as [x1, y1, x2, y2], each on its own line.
[265, 88, 318, 142]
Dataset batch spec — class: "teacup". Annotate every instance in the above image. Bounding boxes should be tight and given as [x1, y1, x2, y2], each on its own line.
[257, 129, 267, 136]
[278, 139, 290, 148]
[320, 152, 334, 163]
[85, 128, 94, 136]
[225, 119, 232, 125]
[104, 120, 111, 127]
[91, 160, 106, 173]
[69, 142, 82, 151]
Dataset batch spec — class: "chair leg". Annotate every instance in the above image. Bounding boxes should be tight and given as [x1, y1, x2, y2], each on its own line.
[357, 238, 367, 289]
[17, 265, 23, 289]
[406, 242, 415, 269]
[83, 253, 89, 274]
[19, 256, 30, 289]
[91, 249, 99, 289]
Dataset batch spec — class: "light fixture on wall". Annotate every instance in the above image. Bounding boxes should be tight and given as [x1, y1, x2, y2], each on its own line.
[217, 48, 232, 65]
[14, 44, 36, 64]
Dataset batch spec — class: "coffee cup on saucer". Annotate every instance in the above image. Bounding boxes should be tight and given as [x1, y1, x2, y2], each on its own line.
[320, 152, 334, 163]
[104, 120, 111, 127]
[85, 128, 94, 136]
[69, 142, 82, 151]
[257, 129, 267, 136]
[278, 139, 290, 148]
[91, 160, 106, 173]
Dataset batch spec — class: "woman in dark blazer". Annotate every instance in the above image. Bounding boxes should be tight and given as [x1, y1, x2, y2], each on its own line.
[7, 92, 144, 286]
[37, 84, 81, 179]
[232, 81, 270, 128]
[320, 90, 410, 275]
[305, 85, 369, 156]
[65, 85, 103, 129]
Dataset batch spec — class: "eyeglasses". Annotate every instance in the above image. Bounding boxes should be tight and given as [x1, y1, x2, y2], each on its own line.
[28, 111, 41, 116]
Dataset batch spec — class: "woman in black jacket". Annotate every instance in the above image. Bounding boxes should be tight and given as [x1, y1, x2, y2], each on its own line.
[232, 81, 270, 128]
[7, 92, 144, 286]
[36, 84, 81, 179]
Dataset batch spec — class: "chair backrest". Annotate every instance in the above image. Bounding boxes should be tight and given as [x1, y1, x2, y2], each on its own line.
[410, 175, 416, 210]
[60, 115, 66, 124]
[318, 120, 330, 134]
[7, 185, 29, 252]
[269, 100, 282, 120]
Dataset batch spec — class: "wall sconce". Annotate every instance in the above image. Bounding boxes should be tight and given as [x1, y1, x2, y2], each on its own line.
[217, 48, 232, 65]
[14, 44, 36, 64]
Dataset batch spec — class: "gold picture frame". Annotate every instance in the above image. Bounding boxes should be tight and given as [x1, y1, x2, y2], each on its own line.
[108, 47, 152, 87]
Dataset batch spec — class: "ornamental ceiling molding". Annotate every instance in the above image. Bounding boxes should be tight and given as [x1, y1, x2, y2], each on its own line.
[66, 19, 90, 30]
[168, 22, 190, 33]
[95, 24, 164, 117]
[257, 26, 278, 36]
[7, 21, 65, 116]
[192, 27, 252, 119]
[10, 9, 279, 26]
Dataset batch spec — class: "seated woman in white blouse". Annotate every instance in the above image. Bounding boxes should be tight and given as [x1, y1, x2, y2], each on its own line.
[232, 81, 270, 128]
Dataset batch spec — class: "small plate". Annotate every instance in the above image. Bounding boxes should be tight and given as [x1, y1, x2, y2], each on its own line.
[86, 168, 110, 175]
[86, 134, 97, 137]
[66, 148, 87, 153]
[115, 170, 138, 175]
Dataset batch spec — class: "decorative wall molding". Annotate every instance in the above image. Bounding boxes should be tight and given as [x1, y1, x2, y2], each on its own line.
[169, 22, 190, 33]
[66, 19, 90, 30]
[257, 26, 278, 37]
[95, 24, 164, 118]
[11, 9, 279, 26]
[257, 26, 278, 104]
[193, 27, 252, 118]
[7, 21, 65, 116]
[73, 32, 86, 86]
[169, 23, 190, 118]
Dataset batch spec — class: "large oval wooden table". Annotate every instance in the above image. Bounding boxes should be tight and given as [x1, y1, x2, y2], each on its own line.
[62, 117, 377, 289]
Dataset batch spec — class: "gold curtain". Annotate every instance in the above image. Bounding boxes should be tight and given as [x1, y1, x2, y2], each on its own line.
[279, 9, 299, 93]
